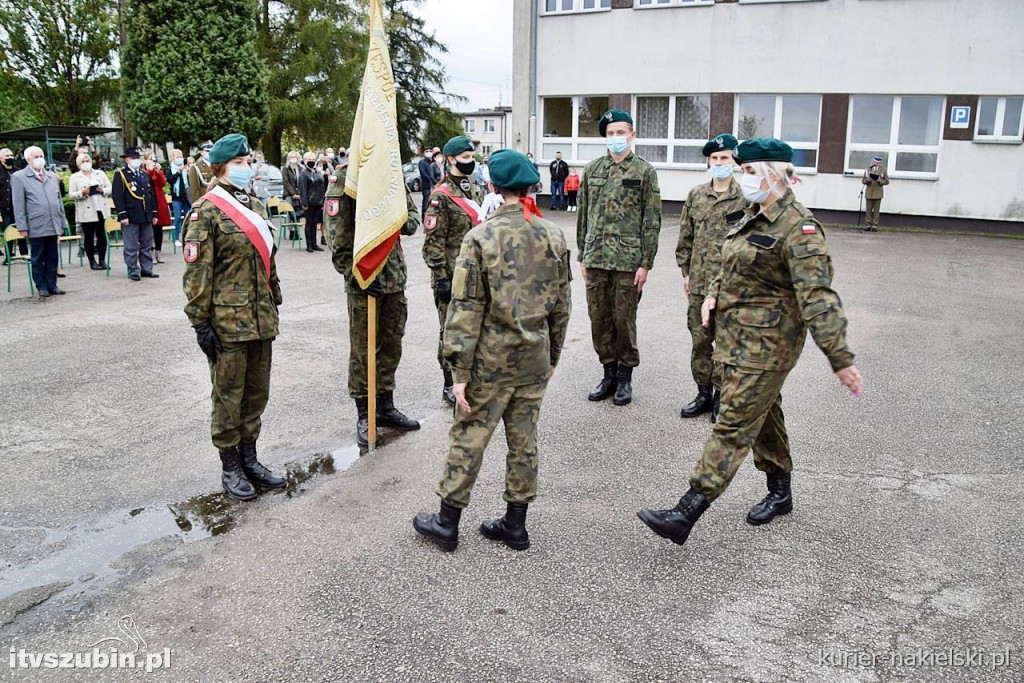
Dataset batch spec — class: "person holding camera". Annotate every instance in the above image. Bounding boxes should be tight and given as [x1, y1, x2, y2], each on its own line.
[144, 153, 171, 263]
[862, 155, 889, 232]
[68, 135, 99, 174]
[68, 152, 112, 270]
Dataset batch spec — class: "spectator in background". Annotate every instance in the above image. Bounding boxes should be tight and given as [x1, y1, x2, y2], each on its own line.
[188, 140, 214, 200]
[417, 147, 438, 219]
[549, 151, 569, 211]
[526, 152, 539, 199]
[433, 146, 444, 179]
[11, 146, 65, 297]
[68, 135, 99, 174]
[565, 166, 580, 213]
[283, 150, 301, 205]
[111, 147, 159, 281]
[252, 151, 270, 205]
[0, 147, 29, 264]
[144, 153, 171, 263]
[168, 148, 191, 247]
[476, 154, 491, 189]
[69, 152, 111, 270]
[298, 151, 326, 252]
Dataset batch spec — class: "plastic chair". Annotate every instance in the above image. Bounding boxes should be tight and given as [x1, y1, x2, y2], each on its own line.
[3, 225, 33, 294]
[105, 217, 124, 277]
[277, 201, 303, 249]
[58, 223, 83, 268]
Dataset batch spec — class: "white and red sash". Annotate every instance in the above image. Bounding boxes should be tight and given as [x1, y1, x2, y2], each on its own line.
[205, 185, 275, 280]
[433, 183, 484, 225]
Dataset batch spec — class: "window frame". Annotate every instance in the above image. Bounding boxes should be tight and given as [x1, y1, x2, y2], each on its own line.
[974, 96, 1024, 144]
[539, 95, 610, 164]
[540, 0, 611, 15]
[734, 94, 822, 174]
[634, 0, 713, 8]
[484, 119, 496, 133]
[631, 94, 711, 169]
[844, 95, 945, 179]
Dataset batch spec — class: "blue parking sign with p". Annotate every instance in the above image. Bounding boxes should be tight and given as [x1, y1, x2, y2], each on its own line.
[950, 106, 971, 129]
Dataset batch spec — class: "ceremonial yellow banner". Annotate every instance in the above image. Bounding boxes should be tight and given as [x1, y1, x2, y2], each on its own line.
[345, 0, 407, 287]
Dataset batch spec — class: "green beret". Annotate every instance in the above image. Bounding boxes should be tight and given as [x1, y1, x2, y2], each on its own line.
[208, 134, 251, 164]
[701, 133, 738, 157]
[442, 135, 475, 157]
[487, 149, 540, 190]
[734, 137, 793, 164]
[598, 109, 633, 137]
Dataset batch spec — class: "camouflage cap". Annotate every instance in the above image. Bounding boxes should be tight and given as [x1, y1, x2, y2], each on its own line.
[734, 137, 793, 164]
[487, 149, 540, 190]
[701, 133, 739, 157]
[443, 135, 475, 157]
[599, 109, 633, 137]
[209, 134, 251, 164]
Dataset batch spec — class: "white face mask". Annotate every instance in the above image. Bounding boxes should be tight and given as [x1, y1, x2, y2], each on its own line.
[740, 173, 772, 203]
[80, 161, 92, 172]
[30, 157, 46, 170]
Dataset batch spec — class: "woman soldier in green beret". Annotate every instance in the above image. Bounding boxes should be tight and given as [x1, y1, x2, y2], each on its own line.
[638, 137, 863, 546]
[182, 134, 286, 501]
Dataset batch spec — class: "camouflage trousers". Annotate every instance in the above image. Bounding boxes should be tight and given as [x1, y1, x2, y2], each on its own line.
[208, 339, 273, 451]
[585, 268, 640, 368]
[436, 381, 548, 509]
[689, 365, 792, 501]
[686, 293, 721, 387]
[434, 297, 449, 370]
[347, 292, 407, 398]
[865, 198, 882, 227]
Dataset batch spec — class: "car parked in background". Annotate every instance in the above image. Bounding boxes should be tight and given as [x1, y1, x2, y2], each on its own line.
[402, 162, 420, 192]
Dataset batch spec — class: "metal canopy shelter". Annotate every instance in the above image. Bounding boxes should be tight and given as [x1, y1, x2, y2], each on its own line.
[0, 125, 122, 164]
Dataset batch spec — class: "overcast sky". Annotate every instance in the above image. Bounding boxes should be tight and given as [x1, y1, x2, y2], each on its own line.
[414, 0, 514, 113]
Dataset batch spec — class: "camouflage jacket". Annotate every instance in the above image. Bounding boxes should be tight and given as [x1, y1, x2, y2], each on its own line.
[444, 202, 572, 387]
[187, 159, 213, 201]
[707, 192, 854, 373]
[576, 152, 662, 272]
[182, 184, 283, 342]
[676, 178, 747, 296]
[327, 168, 420, 295]
[422, 174, 484, 283]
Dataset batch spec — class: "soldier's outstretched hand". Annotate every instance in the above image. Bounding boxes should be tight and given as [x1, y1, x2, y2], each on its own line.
[452, 383, 471, 413]
[701, 297, 716, 328]
[836, 366, 864, 397]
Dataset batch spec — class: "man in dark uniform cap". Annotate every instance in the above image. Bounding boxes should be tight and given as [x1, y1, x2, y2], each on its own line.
[111, 147, 160, 281]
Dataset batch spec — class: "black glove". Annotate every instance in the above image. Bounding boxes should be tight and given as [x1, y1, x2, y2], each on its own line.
[349, 275, 384, 298]
[434, 277, 452, 304]
[193, 322, 222, 362]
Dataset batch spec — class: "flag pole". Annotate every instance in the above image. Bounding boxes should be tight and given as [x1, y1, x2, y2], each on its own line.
[367, 295, 377, 450]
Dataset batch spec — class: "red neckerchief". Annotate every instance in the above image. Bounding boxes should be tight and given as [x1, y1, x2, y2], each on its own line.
[519, 195, 543, 223]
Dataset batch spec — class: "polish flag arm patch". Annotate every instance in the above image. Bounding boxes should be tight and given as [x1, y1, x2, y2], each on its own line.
[802, 224, 817, 234]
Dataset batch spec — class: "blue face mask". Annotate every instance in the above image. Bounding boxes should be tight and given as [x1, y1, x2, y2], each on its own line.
[174, 158, 184, 167]
[226, 166, 253, 189]
[128, 159, 142, 171]
[709, 163, 733, 180]
[606, 136, 630, 155]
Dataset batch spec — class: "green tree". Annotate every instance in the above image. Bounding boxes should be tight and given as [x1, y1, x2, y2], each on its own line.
[256, 0, 364, 166]
[124, 0, 269, 152]
[384, 0, 464, 160]
[0, 0, 119, 126]
[0, 72, 41, 131]
[420, 107, 464, 152]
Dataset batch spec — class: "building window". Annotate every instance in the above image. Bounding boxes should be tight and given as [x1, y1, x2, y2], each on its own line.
[481, 145, 492, 156]
[541, 95, 612, 162]
[736, 94, 821, 170]
[975, 96, 1024, 142]
[464, 119, 476, 133]
[633, 95, 710, 166]
[846, 95, 944, 177]
[543, 0, 609, 13]
[636, 0, 712, 7]
[484, 119, 495, 133]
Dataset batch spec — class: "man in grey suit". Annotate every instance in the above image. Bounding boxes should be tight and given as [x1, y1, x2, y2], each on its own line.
[12, 146, 66, 297]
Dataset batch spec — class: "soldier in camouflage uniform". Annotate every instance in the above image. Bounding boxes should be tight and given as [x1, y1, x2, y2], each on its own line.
[188, 140, 214, 201]
[577, 109, 662, 406]
[413, 149, 572, 553]
[422, 135, 485, 406]
[326, 166, 421, 447]
[182, 134, 286, 501]
[639, 138, 863, 547]
[676, 134, 747, 421]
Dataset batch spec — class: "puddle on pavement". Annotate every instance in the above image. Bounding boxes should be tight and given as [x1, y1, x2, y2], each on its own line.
[0, 446, 361, 605]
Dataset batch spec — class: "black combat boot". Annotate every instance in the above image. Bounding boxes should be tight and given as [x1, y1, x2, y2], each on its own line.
[710, 387, 720, 423]
[680, 383, 713, 418]
[746, 472, 793, 525]
[238, 442, 286, 489]
[219, 447, 257, 501]
[376, 391, 420, 431]
[355, 397, 382, 447]
[412, 500, 462, 551]
[613, 365, 633, 406]
[479, 502, 530, 551]
[637, 488, 710, 546]
[588, 363, 618, 401]
[442, 369, 455, 406]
